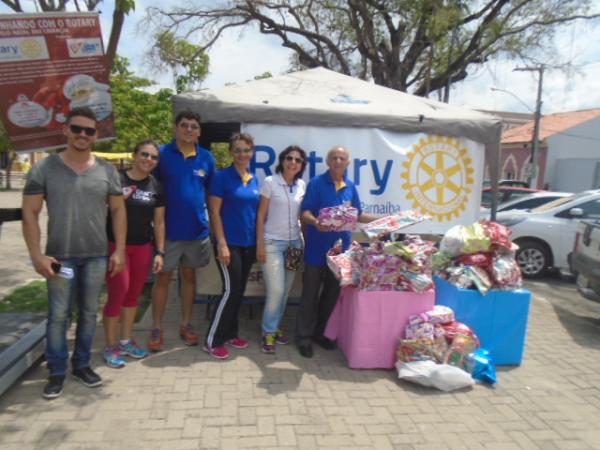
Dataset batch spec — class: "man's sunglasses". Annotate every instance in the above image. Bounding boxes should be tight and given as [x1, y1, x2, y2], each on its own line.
[139, 151, 159, 161]
[69, 125, 96, 136]
[285, 155, 304, 164]
[232, 148, 253, 155]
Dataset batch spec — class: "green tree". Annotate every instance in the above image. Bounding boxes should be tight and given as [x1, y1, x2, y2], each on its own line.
[210, 143, 232, 169]
[1, 0, 135, 70]
[146, 0, 600, 96]
[96, 56, 173, 152]
[254, 71, 273, 80]
[151, 31, 210, 93]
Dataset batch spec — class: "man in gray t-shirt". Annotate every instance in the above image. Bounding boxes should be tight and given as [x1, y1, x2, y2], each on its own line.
[22, 107, 126, 400]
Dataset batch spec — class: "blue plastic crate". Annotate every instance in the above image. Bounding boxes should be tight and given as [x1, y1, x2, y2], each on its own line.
[434, 276, 531, 365]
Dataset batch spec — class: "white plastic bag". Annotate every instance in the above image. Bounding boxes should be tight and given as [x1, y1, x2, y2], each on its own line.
[396, 360, 474, 391]
[395, 360, 436, 387]
[430, 364, 475, 391]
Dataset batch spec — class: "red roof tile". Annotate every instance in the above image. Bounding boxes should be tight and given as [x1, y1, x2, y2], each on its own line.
[501, 108, 600, 144]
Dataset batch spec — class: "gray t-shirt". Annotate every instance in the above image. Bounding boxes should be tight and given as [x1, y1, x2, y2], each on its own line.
[24, 154, 122, 259]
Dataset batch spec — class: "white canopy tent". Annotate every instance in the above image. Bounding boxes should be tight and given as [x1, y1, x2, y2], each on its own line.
[173, 68, 502, 296]
[173, 67, 502, 222]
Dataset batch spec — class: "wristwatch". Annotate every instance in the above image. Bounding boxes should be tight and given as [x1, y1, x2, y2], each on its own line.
[155, 250, 165, 257]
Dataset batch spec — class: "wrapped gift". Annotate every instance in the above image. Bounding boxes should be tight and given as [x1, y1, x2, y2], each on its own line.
[318, 205, 358, 231]
[361, 211, 429, 239]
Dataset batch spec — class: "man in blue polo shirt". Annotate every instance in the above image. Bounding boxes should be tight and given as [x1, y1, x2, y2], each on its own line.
[149, 111, 216, 351]
[297, 146, 376, 358]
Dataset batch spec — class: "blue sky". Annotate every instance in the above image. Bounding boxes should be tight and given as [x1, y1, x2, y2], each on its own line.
[2, 0, 600, 115]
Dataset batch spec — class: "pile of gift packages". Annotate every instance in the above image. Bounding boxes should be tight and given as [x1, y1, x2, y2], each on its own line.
[322, 207, 435, 292]
[433, 221, 523, 294]
[322, 208, 523, 295]
[320, 206, 526, 389]
[396, 305, 496, 391]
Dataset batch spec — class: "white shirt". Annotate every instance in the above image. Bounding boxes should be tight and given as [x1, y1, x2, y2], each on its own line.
[260, 173, 306, 241]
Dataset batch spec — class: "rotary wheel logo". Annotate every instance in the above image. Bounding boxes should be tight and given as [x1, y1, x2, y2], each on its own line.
[400, 135, 474, 221]
[20, 39, 42, 58]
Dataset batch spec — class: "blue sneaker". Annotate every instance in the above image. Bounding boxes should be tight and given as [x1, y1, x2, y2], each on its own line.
[103, 346, 126, 369]
[119, 339, 149, 359]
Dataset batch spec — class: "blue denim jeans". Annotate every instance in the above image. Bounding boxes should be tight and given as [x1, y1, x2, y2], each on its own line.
[261, 239, 302, 334]
[46, 256, 107, 376]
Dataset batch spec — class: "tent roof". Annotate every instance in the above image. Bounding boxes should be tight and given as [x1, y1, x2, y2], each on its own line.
[173, 67, 501, 147]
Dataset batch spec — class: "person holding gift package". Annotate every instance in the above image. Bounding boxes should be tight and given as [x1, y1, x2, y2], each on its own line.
[256, 145, 307, 354]
[204, 132, 260, 360]
[103, 140, 166, 368]
[296, 146, 377, 358]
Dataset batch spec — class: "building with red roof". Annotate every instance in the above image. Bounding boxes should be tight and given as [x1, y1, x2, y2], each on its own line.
[499, 108, 600, 191]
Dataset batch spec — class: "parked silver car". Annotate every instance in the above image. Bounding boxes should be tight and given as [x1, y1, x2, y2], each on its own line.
[495, 190, 600, 278]
[480, 191, 572, 219]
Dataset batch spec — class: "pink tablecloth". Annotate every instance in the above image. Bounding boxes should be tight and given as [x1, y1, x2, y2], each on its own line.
[324, 287, 435, 369]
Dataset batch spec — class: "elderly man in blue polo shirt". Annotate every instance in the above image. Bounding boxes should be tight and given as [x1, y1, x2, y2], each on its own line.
[297, 146, 377, 358]
[149, 111, 216, 351]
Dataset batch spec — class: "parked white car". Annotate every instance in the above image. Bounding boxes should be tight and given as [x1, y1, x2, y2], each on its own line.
[495, 190, 600, 278]
[480, 191, 572, 219]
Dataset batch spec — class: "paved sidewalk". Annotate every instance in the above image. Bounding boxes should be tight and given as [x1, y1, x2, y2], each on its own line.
[1, 188, 600, 449]
[0, 282, 599, 449]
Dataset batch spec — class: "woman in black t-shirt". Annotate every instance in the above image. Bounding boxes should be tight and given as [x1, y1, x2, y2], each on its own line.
[103, 140, 166, 368]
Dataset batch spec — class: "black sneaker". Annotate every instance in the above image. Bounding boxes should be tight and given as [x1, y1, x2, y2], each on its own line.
[42, 375, 65, 399]
[72, 366, 102, 388]
[298, 343, 314, 358]
[313, 335, 336, 350]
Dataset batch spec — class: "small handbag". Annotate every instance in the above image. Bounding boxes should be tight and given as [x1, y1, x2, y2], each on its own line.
[284, 246, 303, 271]
[284, 180, 303, 271]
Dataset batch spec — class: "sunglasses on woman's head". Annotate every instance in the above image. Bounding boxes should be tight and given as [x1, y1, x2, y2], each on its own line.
[69, 124, 96, 136]
[285, 155, 304, 163]
[139, 151, 159, 161]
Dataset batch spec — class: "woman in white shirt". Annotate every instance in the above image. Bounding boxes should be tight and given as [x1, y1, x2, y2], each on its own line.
[256, 146, 307, 354]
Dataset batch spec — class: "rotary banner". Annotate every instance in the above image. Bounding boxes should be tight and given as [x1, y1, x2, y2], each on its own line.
[243, 124, 485, 233]
[0, 12, 115, 152]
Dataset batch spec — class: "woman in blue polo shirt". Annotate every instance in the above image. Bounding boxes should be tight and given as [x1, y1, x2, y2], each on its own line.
[205, 132, 260, 359]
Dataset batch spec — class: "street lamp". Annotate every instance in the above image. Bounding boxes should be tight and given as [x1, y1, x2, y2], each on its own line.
[514, 66, 544, 189]
[490, 87, 534, 113]
[490, 71, 544, 189]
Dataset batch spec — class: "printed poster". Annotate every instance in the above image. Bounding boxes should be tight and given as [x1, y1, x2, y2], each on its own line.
[0, 12, 115, 152]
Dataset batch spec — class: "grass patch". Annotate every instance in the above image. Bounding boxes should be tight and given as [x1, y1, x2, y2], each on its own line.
[0, 279, 152, 322]
[0, 280, 48, 313]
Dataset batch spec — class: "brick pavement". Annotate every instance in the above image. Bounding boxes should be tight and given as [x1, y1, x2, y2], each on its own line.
[0, 281, 599, 450]
[1, 191, 600, 449]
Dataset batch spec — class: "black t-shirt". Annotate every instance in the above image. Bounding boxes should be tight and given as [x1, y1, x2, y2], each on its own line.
[107, 171, 165, 245]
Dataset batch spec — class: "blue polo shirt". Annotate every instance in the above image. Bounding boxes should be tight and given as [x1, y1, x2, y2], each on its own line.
[302, 171, 362, 266]
[210, 165, 260, 247]
[154, 140, 215, 241]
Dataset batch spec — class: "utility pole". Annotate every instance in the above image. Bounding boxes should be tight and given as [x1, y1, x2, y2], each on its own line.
[514, 65, 544, 188]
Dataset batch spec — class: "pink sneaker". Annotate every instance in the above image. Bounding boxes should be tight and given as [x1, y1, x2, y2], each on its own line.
[225, 337, 249, 349]
[202, 345, 230, 359]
